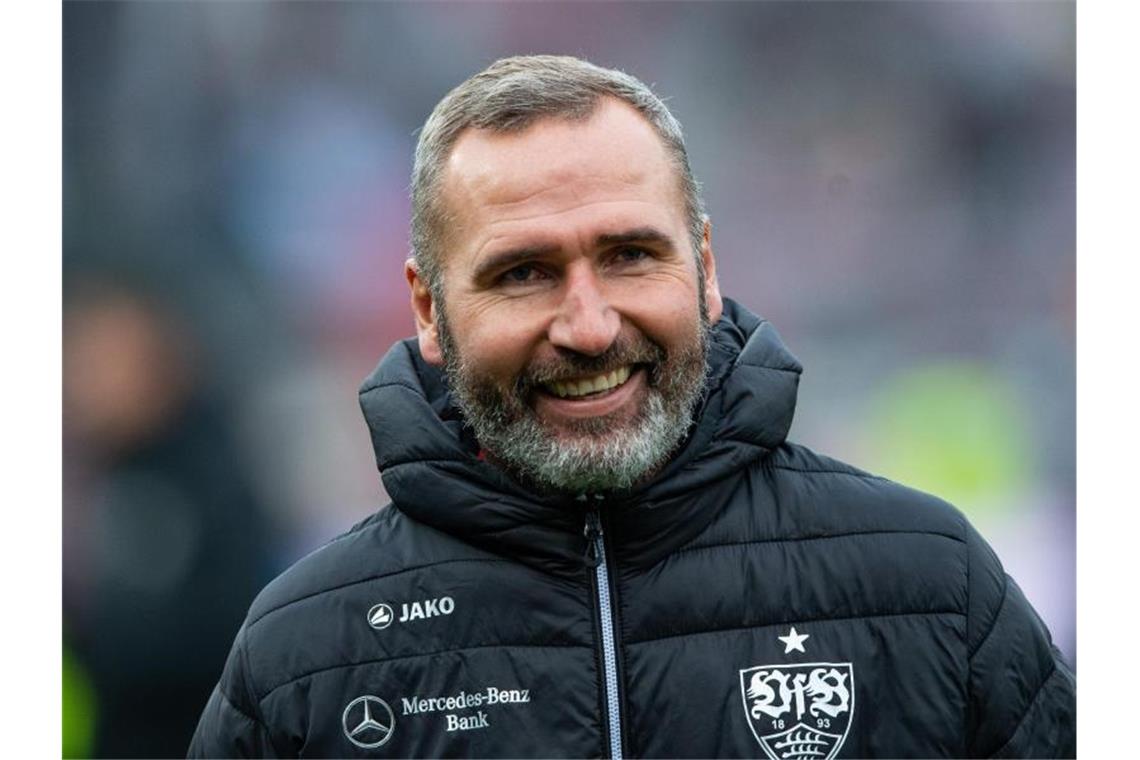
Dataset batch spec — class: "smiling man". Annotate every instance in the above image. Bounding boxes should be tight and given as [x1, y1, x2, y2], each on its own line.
[414, 94, 717, 495]
[190, 56, 1075, 758]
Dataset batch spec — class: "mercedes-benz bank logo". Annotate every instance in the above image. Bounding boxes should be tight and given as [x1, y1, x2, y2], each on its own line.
[342, 695, 395, 749]
[367, 603, 394, 630]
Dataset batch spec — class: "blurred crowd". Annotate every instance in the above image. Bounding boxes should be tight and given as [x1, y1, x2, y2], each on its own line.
[62, 3, 1074, 757]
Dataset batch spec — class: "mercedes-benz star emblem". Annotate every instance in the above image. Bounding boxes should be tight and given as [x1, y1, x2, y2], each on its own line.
[367, 603, 394, 630]
[342, 695, 395, 749]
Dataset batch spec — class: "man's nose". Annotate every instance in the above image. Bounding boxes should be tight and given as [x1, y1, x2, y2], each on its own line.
[548, 268, 621, 357]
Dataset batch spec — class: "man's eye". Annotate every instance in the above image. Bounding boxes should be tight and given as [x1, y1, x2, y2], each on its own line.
[616, 246, 650, 261]
[502, 265, 542, 283]
[614, 246, 651, 264]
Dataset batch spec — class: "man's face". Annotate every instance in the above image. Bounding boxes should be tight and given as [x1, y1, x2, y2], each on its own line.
[407, 98, 723, 493]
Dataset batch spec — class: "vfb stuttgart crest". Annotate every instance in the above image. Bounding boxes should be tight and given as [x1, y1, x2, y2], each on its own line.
[739, 662, 854, 760]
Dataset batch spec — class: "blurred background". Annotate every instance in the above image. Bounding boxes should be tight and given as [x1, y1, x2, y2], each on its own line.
[62, 2, 1074, 756]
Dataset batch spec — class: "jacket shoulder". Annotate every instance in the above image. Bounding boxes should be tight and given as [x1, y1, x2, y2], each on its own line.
[764, 442, 969, 540]
[238, 505, 501, 700]
[245, 504, 492, 626]
[763, 443, 1023, 644]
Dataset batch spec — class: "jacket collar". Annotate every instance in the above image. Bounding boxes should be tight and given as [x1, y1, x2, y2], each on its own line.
[358, 299, 802, 576]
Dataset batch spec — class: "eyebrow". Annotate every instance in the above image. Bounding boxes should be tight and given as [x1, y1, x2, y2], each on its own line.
[471, 244, 561, 284]
[472, 226, 677, 283]
[595, 226, 675, 249]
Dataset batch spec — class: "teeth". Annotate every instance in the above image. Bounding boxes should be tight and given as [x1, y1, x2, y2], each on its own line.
[547, 366, 632, 398]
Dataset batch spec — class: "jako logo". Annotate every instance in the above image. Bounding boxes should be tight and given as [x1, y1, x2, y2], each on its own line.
[368, 597, 455, 630]
[399, 596, 455, 622]
[367, 603, 395, 630]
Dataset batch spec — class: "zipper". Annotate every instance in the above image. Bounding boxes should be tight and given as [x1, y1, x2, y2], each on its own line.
[584, 508, 624, 759]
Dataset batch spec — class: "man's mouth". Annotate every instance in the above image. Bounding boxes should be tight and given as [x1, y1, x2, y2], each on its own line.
[542, 365, 633, 399]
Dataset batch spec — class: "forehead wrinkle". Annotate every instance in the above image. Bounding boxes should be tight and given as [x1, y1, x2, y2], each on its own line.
[479, 197, 671, 229]
[454, 169, 689, 252]
[459, 164, 658, 219]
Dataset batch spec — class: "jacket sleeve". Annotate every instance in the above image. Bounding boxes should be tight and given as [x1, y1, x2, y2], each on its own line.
[188, 624, 279, 758]
[964, 521, 1076, 758]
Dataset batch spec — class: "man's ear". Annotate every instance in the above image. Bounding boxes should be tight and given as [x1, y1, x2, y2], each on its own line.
[405, 259, 444, 366]
[700, 218, 724, 323]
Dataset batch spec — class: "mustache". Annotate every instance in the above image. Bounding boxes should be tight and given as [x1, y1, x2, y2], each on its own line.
[515, 335, 666, 392]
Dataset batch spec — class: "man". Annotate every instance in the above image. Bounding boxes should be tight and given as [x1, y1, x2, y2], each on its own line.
[190, 55, 1075, 758]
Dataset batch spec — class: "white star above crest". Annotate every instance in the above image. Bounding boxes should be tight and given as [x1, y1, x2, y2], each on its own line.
[778, 626, 809, 654]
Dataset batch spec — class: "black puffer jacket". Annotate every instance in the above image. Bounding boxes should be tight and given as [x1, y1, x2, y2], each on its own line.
[189, 300, 1075, 758]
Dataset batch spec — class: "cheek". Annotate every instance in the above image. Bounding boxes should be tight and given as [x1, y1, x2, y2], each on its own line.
[452, 310, 545, 382]
[612, 279, 702, 344]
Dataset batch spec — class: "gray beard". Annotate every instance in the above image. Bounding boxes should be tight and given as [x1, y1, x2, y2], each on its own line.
[437, 310, 710, 495]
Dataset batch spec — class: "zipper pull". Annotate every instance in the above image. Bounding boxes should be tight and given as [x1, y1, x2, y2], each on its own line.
[583, 510, 603, 569]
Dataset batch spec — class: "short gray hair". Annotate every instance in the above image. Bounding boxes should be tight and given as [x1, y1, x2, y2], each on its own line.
[411, 55, 706, 297]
